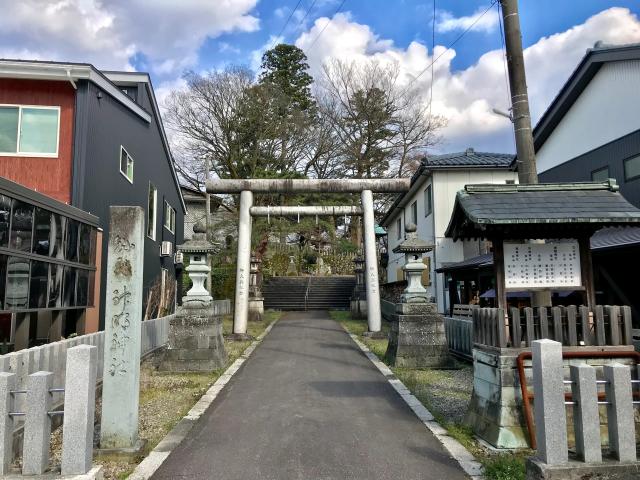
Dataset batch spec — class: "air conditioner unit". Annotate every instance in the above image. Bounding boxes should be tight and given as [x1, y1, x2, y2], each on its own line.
[160, 241, 173, 257]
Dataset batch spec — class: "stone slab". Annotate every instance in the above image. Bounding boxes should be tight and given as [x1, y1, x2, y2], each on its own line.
[526, 457, 640, 480]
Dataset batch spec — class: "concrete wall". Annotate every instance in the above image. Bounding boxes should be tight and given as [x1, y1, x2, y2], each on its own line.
[537, 60, 640, 174]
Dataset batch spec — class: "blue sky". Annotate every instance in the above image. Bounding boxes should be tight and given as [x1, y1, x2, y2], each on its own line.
[1, 1, 639, 152]
[187, 1, 640, 74]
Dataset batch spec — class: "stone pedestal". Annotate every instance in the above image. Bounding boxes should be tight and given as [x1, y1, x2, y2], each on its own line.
[248, 297, 264, 323]
[385, 302, 453, 368]
[465, 345, 638, 450]
[160, 299, 227, 372]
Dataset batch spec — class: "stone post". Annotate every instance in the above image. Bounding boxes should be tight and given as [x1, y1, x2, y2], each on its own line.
[361, 189, 381, 333]
[100, 206, 145, 451]
[23, 371, 53, 475]
[233, 190, 253, 335]
[0, 372, 15, 475]
[350, 254, 366, 320]
[570, 364, 601, 463]
[62, 345, 98, 475]
[603, 363, 636, 462]
[532, 339, 567, 465]
[248, 255, 264, 322]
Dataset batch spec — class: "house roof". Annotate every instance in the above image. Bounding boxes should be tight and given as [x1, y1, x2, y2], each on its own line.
[424, 149, 515, 169]
[0, 59, 186, 212]
[380, 148, 515, 227]
[533, 42, 640, 150]
[444, 180, 640, 240]
[436, 253, 493, 273]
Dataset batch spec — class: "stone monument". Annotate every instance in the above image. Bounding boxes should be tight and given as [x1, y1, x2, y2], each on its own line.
[385, 223, 452, 368]
[100, 206, 145, 452]
[248, 254, 264, 322]
[350, 253, 366, 319]
[161, 222, 227, 371]
[286, 255, 297, 276]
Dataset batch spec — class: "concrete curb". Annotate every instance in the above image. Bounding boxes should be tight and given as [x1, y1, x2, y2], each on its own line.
[345, 330, 484, 480]
[126, 320, 278, 480]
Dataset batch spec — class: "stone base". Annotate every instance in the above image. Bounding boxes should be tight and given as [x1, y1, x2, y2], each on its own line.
[384, 303, 453, 368]
[95, 439, 147, 460]
[3, 465, 104, 479]
[526, 457, 640, 480]
[350, 298, 367, 319]
[159, 304, 227, 372]
[363, 330, 387, 339]
[466, 346, 637, 450]
[227, 333, 253, 341]
[248, 297, 264, 322]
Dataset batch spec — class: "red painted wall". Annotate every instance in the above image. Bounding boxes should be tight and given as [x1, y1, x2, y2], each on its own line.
[0, 79, 75, 204]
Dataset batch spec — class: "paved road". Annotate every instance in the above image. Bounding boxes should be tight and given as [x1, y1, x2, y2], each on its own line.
[151, 311, 469, 479]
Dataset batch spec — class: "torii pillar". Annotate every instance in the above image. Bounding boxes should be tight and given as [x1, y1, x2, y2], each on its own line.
[361, 190, 382, 334]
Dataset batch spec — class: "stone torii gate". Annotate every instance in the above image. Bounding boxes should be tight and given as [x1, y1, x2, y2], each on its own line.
[207, 178, 410, 336]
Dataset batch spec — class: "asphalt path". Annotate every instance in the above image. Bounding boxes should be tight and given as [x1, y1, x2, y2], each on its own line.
[151, 311, 468, 479]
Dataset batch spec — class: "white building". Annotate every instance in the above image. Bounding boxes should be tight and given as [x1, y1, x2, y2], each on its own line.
[380, 149, 517, 313]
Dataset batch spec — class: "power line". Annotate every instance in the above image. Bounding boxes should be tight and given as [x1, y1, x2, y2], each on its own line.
[307, 0, 347, 49]
[271, 0, 305, 49]
[297, 0, 319, 33]
[401, 0, 498, 98]
[428, 0, 436, 120]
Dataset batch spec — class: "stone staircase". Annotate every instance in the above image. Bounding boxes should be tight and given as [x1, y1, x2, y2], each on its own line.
[263, 276, 356, 311]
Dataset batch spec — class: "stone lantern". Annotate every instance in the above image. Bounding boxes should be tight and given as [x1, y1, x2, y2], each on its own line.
[248, 254, 264, 322]
[384, 223, 452, 368]
[160, 222, 227, 372]
[350, 253, 367, 319]
[392, 223, 433, 304]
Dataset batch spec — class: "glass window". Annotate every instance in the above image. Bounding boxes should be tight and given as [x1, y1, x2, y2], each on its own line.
[19, 108, 59, 154]
[120, 146, 134, 183]
[66, 219, 79, 262]
[0, 255, 7, 310]
[591, 167, 609, 182]
[424, 185, 433, 217]
[0, 107, 19, 153]
[32, 208, 51, 256]
[411, 201, 417, 224]
[48, 264, 63, 308]
[9, 200, 33, 252]
[76, 269, 89, 307]
[396, 218, 402, 240]
[147, 183, 157, 240]
[164, 201, 175, 233]
[28, 261, 48, 309]
[78, 223, 92, 264]
[62, 266, 76, 307]
[0, 195, 11, 248]
[624, 155, 640, 182]
[5, 257, 29, 309]
[50, 213, 65, 259]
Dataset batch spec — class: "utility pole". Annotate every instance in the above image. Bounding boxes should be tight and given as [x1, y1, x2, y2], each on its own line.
[500, 0, 538, 184]
[204, 156, 213, 296]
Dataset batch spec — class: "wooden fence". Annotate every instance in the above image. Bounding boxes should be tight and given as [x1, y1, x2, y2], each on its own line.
[472, 305, 633, 349]
[444, 316, 473, 360]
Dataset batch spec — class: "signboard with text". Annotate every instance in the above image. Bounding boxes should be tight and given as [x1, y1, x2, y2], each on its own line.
[504, 242, 581, 289]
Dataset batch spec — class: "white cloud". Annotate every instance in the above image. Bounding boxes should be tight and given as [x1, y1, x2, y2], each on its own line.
[0, 0, 259, 76]
[297, 7, 640, 153]
[436, 6, 500, 34]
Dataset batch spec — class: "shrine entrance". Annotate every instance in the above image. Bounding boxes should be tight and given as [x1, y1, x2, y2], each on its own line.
[206, 179, 410, 335]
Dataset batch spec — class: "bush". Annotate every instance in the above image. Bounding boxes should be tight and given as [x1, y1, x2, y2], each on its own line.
[482, 455, 526, 480]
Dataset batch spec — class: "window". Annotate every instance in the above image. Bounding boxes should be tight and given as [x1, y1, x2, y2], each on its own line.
[147, 183, 157, 240]
[411, 201, 418, 224]
[424, 185, 433, 217]
[119, 146, 134, 183]
[164, 201, 176, 233]
[0, 105, 59, 156]
[396, 218, 402, 240]
[591, 166, 610, 182]
[624, 155, 640, 182]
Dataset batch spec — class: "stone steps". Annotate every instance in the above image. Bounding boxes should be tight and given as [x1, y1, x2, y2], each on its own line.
[263, 276, 355, 311]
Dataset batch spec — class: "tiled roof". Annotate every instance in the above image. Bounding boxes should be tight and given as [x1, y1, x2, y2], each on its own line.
[445, 180, 640, 240]
[424, 148, 515, 168]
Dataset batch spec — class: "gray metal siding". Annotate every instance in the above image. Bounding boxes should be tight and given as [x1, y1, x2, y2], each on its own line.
[75, 80, 184, 328]
[539, 129, 640, 208]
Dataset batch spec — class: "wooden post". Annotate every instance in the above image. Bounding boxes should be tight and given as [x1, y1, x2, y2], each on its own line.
[492, 238, 507, 311]
[578, 236, 596, 311]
